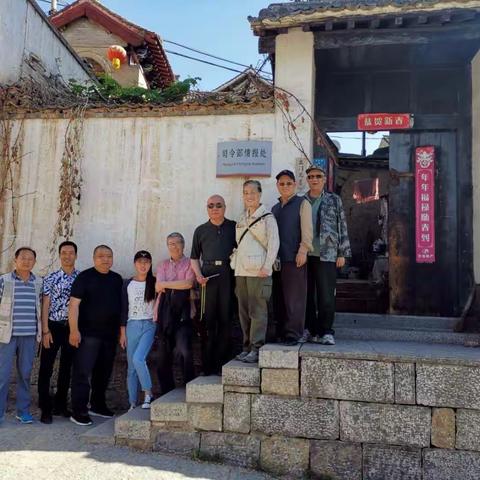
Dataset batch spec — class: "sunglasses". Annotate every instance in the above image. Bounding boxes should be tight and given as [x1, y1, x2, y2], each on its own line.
[207, 203, 224, 209]
[307, 174, 325, 180]
[278, 182, 294, 186]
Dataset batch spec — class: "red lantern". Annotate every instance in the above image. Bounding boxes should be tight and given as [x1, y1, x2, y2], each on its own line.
[107, 45, 127, 70]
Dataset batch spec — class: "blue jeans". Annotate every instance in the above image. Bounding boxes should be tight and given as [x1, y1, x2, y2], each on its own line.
[0, 336, 36, 419]
[126, 319, 155, 405]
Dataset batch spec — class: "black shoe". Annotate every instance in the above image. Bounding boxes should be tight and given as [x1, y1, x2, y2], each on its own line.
[52, 406, 71, 418]
[283, 338, 298, 346]
[70, 414, 92, 426]
[40, 411, 53, 424]
[89, 406, 114, 418]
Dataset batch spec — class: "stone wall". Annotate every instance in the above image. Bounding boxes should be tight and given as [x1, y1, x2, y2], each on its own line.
[114, 341, 480, 479]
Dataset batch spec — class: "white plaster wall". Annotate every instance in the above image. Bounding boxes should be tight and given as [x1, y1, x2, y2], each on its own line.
[472, 50, 480, 282]
[0, 0, 91, 85]
[273, 28, 315, 176]
[0, 112, 283, 277]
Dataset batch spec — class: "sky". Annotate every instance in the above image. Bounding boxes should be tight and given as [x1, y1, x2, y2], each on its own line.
[39, 0, 273, 91]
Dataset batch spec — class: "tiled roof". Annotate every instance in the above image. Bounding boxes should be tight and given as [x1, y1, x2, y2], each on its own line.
[249, 0, 480, 27]
[50, 0, 175, 89]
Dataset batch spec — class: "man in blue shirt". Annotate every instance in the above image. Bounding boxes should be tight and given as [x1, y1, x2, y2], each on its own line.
[38, 241, 79, 424]
[0, 247, 43, 424]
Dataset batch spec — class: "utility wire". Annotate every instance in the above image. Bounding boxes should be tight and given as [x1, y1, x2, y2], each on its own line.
[164, 39, 272, 77]
[165, 49, 272, 80]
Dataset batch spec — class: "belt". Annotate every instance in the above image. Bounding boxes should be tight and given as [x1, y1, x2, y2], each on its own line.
[203, 260, 226, 266]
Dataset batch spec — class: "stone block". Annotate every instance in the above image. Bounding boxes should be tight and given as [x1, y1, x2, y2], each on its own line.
[151, 388, 187, 423]
[186, 376, 223, 404]
[115, 437, 152, 451]
[251, 394, 338, 439]
[310, 440, 362, 480]
[189, 403, 223, 432]
[222, 360, 260, 387]
[301, 357, 394, 403]
[260, 436, 309, 477]
[456, 409, 480, 451]
[261, 368, 299, 396]
[153, 430, 200, 456]
[417, 364, 480, 409]
[223, 392, 250, 434]
[395, 363, 416, 404]
[224, 385, 260, 394]
[200, 432, 260, 468]
[363, 444, 422, 480]
[114, 407, 151, 441]
[423, 449, 480, 480]
[432, 408, 455, 449]
[80, 418, 115, 445]
[259, 344, 300, 369]
[340, 401, 430, 447]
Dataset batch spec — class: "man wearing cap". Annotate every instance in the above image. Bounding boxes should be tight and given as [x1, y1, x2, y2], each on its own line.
[190, 195, 236, 375]
[304, 164, 351, 345]
[272, 170, 313, 346]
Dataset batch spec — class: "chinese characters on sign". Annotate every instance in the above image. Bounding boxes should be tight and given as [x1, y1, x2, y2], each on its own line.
[357, 113, 414, 131]
[216, 141, 272, 177]
[415, 146, 435, 263]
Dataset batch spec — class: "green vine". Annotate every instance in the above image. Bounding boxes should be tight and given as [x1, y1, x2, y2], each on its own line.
[69, 75, 200, 104]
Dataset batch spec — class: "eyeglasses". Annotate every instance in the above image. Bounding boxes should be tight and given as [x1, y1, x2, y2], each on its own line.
[307, 174, 325, 180]
[207, 203, 224, 209]
[278, 182, 294, 186]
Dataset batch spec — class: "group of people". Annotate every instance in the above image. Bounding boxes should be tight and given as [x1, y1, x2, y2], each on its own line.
[0, 163, 350, 427]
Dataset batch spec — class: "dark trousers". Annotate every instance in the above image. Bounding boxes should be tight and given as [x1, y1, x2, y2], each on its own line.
[201, 265, 233, 375]
[71, 336, 116, 416]
[156, 325, 194, 395]
[273, 262, 307, 341]
[38, 321, 74, 413]
[306, 257, 337, 336]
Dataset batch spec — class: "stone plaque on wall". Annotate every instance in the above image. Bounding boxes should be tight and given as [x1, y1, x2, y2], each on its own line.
[217, 141, 272, 177]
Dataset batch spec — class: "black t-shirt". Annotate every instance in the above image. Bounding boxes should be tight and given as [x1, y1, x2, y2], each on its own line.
[190, 219, 236, 261]
[70, 267, 123, 338]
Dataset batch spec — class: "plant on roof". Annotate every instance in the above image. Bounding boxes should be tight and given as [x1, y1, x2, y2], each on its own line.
[69, 75, 200, 104]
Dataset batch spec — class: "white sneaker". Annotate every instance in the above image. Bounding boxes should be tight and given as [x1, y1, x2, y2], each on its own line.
[298, 329, 311, 344]
[141, 394, 153, 409]
[319, 334, 336, 345]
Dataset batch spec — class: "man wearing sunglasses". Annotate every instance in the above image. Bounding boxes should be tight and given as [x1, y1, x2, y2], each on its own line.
[190, 195, 236, 375]
[304, 164, 351, 345]
[272, 170, 313, 346]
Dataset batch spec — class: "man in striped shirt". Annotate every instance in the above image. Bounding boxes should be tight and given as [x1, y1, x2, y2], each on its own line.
[0, 247, 43, 424]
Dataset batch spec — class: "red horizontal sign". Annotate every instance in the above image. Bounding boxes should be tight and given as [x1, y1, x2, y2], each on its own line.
[357, 113, 413, 131]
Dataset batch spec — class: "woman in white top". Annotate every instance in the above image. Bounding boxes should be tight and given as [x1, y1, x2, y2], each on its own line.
[120, 250, 156, 410]
[233, 180, 280, 363]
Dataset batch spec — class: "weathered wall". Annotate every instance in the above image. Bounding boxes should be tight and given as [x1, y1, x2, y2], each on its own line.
[472, 50, 480, 283]
[60, 18, 148, 88]
[0, 111, 280, 276]
[0, 0, 92, 85]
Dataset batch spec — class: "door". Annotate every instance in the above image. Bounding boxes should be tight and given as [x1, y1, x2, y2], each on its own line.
[389, 130, 458, 315]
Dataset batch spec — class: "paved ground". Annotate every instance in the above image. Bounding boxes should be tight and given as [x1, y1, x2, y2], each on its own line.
[0, 415, 275, 480]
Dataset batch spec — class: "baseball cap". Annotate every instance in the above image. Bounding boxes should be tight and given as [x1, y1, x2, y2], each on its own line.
[275, 169, 296, 181]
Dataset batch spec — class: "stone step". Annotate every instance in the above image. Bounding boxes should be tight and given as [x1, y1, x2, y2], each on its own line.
[335, 326, 480, 345]
[151, 387, 188, 423]
[186, 375, 224, 404]
[114, 406, 151, 442]
[222, 359, 260, 391]
[335, 312, 459, 331]
[80, 418, 115, 445]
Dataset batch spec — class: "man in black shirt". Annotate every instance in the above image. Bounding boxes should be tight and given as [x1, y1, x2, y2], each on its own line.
[68, 245, 123, 426]
[191, 195, 236, 375]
